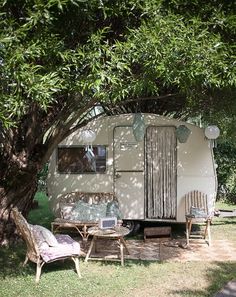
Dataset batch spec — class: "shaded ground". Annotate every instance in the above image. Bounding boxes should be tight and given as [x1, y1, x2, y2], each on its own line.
[214, 280, 236, 297]
[79, 237, 236, 262]
[79, 236, 236, 296]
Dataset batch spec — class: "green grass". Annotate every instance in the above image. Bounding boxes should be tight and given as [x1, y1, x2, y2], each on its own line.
[28, 191, 55, 229]
[0, 249, 236, 297]
[211, 216, 236, 241]
[215, 200, 236, 211]
[0, 192, 236, 297]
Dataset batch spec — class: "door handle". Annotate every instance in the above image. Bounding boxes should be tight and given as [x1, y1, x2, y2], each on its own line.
[115, 172, 122, 178]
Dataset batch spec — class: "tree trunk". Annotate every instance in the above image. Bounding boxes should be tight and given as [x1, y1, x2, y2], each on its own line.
[0, 100, 97, 246]
[0, 170, 38, 246]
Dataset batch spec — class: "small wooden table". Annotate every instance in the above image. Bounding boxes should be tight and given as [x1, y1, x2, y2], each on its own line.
[85, 226, 130, 266]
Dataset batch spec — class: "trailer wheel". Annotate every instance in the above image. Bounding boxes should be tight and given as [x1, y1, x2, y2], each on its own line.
[123, 220, 140, 236]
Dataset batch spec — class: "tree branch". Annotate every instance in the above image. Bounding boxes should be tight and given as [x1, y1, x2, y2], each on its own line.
[64, 110, 106, 138]
[105, 93, 179, 108]
[41, 97, 98, 164]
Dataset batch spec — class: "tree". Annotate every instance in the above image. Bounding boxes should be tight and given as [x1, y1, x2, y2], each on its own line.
[214, 141, 236, 203]
[0, 0, 235, 245]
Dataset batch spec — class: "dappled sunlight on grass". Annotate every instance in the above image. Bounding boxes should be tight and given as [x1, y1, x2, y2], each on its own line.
[215, 200, 236, 211]
[1, 254, 235, 297]
[211, 217, 236, 241]
[0, 192, 235, 296]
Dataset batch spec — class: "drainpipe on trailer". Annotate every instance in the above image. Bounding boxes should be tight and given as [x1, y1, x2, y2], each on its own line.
[210, 140, 218, 212]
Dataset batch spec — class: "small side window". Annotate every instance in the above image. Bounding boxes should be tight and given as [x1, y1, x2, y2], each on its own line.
[57, 146, 106, 174]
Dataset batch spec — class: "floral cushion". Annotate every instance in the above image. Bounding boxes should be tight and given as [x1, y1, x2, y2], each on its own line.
[190, 206, 207, 218]
[40, 234, 80, 263]
[61, 200, 122, 222]
[89, 203, 107, 221]
[60, 203, 76, 220]
[31, 225, 59, 247]
[70, 201, 107, 222]
[106, 201, 122, 219]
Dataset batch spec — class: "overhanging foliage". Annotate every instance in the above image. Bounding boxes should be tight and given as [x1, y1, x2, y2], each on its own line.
[0, 0, 235, 245]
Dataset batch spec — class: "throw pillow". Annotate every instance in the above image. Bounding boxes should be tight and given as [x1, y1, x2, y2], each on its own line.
[60, 203, 75, 220]
[71, 200, 91, 221]
[32, 225, 59, 247]
[89, 203, 107, 221]
[190, 206, 207, 218]
[106, 201, 122, 219]
[71, 201, 107, 221]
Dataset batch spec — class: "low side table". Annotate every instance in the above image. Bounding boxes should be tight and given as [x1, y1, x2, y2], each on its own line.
[85, 226, 130, 266]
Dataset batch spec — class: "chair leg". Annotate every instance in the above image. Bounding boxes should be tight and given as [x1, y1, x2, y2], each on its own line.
[204, 219, 211, 246]
[120, 237, 130, 255]
[85, 236, 95, 262]
[35, 260, 45, 284]
[72, 257, 81, 278]
[23, 255, 29, 266]
[186, 218, 191, 246]
[119, 239, 124, 266]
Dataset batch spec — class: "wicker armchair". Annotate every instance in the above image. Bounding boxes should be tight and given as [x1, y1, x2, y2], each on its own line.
[12, 208, 81, 283]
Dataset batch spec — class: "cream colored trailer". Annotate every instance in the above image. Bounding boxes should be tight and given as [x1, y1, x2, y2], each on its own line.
[47, 114, 218, 224]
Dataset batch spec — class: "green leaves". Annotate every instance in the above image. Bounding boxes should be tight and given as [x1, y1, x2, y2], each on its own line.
[0, 0, 235, 129]
[0, 29, 66, 123]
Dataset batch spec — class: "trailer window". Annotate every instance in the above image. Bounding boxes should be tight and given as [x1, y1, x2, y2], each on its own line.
[57, 146, 106, 174]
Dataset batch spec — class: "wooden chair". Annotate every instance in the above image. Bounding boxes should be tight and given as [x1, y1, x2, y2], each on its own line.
[185, 191, 212, 246]
[12, 208, 81, 283]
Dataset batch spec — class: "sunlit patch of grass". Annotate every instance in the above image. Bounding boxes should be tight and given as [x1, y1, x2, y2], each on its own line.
[211, 216, 236, 241]
[215, 200, 236, 211]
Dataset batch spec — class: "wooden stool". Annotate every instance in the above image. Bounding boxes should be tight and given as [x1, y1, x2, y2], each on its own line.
[144, 227, 172, 241]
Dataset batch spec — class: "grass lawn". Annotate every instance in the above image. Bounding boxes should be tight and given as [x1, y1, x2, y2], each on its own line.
[215, 200, 236, 211]
[0, 193, 236, 297]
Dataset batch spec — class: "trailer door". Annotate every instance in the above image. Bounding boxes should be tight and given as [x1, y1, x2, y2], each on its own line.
[145, 126, 177, 219]
[113, 126, 144, 219]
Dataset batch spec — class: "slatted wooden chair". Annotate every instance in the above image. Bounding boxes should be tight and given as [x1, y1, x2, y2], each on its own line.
[185, 191, 212, 246]
[12, 208, 81, 283]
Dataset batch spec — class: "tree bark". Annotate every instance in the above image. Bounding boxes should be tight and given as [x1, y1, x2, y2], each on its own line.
[0, 103, 47, 246]
[0, 169, 38, 246]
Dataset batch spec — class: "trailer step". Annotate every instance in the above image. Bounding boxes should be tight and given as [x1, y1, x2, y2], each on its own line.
[144, 226, 172, 241]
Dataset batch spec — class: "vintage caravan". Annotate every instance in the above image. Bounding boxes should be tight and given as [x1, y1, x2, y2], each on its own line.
[47, 113, 218, 230]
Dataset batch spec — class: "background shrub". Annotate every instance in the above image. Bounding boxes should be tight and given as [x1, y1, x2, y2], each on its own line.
[214, 142, 236, 204]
